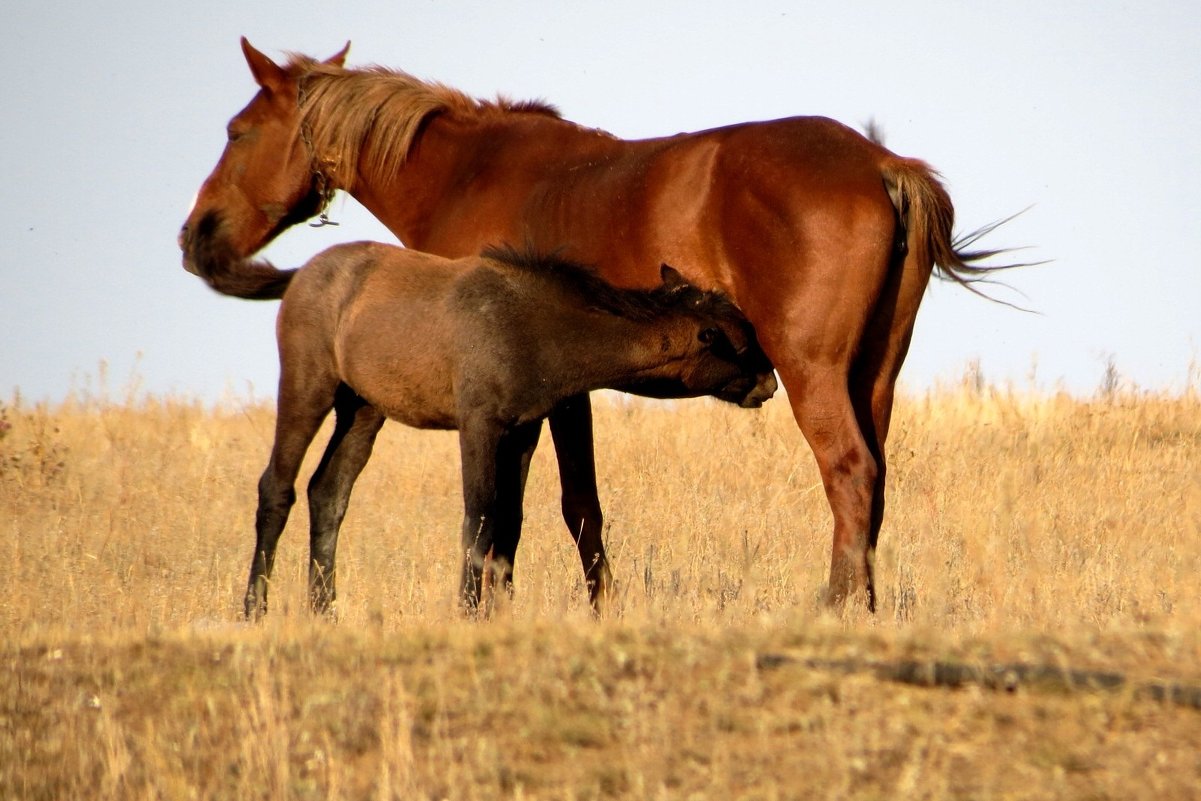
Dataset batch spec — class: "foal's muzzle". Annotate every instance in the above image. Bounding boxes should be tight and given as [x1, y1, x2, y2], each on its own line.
[738, 372, 778, 408]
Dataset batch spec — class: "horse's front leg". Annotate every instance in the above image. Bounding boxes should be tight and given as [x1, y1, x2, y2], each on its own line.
[548, 395, 611, 613]
[306, 389, 385, 617]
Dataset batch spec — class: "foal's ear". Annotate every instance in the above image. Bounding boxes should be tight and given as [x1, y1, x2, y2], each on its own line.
[659, 264, 688, 288]
[324, 41, 351, 67]
[241, 37, 288, 93]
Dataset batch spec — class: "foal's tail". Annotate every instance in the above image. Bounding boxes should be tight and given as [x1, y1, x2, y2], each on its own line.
[882, 159, 1026, 300]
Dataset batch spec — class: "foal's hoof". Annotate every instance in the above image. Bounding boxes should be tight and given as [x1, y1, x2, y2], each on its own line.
[310, 601, 340, 622]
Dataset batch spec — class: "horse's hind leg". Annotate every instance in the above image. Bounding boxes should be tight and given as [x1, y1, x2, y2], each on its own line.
[548, 396, 611, 612]
[728, 184, 896, 611]
[849, 229, 936, 612]
[306, 385, 386, 616]
[754, 229, 891, 611]
[780, 360, 879, 610]
[247, 376, 335, 620]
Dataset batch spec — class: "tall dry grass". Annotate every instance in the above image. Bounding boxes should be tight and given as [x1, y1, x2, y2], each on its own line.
[4, 381, 1198, 633]
[2, 379, 1200, 798]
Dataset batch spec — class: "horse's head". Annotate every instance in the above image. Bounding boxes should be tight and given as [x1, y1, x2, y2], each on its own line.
[179, 39, 349, 277]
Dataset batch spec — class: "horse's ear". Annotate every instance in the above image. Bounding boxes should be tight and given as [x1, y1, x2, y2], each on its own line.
[240, 37, 287, 93]
[659, 264, 687, 288]
[325, 41, 351, 67]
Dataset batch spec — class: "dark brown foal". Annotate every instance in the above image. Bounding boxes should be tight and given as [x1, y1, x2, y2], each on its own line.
[235, 242, 775, 617]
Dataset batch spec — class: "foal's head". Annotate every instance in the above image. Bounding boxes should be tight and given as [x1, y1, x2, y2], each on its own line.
[641, 264, 778, 408]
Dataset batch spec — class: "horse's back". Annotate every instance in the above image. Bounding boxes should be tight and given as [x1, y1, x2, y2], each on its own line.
[527, 116, 901, 349]
[702, 116, 894, 197]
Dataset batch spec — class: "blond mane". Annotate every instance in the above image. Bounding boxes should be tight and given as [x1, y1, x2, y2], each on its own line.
[289, 56, 560, 190]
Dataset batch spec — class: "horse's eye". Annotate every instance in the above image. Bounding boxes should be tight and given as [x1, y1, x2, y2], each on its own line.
[226, 127, 245, 143]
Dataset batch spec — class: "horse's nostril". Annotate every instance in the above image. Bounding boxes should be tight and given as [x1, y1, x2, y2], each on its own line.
[178, 224, 190, 251]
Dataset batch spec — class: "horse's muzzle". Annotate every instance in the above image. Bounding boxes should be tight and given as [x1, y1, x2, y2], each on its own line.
[178, 225, 201, 275]
[178, 212, 224, 277]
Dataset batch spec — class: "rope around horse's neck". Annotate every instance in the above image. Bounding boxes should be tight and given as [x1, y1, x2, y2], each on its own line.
[297, 74, 340, 228]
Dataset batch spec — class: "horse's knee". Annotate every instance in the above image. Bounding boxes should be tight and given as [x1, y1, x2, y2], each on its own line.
[561, 493, 603, 537]
[829, 444, 878, 503]
[308, 481, 350, 539]
[256, 469, 296, 516]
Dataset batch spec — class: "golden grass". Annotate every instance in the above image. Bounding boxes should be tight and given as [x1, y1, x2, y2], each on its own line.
[2, 383, 1200, 799]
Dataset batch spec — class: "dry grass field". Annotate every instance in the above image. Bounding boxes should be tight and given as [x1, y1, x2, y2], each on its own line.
[3, 378, 1200, 799]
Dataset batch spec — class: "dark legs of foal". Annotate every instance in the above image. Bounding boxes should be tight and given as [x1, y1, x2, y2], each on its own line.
[548, 395, 611, 612]
[245, 383, 382, 619]
[458, 418, 542, 614]
[306, 389, 385, 615]
[459, 397, 611, 616]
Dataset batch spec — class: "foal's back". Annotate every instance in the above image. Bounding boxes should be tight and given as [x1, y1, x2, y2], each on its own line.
[280, 242, 477, 429]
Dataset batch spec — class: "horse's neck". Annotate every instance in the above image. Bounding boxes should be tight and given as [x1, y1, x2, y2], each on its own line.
[349, 113, 617, 253]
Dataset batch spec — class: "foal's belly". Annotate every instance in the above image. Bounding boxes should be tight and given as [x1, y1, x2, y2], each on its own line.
[338, 348, 459, 431]
[368, 392, 459, 431]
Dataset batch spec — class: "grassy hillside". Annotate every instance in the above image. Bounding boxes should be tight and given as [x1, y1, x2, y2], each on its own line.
[2, 386, 1199, 798]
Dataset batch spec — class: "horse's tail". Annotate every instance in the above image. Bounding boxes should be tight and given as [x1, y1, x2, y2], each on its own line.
[183, 216, 296, 300]
[194, 257, 296, 300]
[881, 158, 1024, 299]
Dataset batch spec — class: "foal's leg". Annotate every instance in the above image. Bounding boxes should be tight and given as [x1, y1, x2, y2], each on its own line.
[487, 421, 544, 604]
[548, 396, 612, 612]
[457, 416, 505, 614]
[306, 385, 386, 616]
[247, 380, 335, 620]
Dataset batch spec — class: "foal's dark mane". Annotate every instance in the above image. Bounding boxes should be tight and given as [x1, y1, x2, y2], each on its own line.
[288, 55, 561, 189]
[481, 244, 741, 323]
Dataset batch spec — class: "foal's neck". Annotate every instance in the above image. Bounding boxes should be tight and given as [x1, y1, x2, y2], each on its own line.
[549, 301, 698, 395]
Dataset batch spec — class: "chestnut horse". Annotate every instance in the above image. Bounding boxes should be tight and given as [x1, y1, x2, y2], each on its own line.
[180, 39, 1017, 610]
[194, 238, 775, 617]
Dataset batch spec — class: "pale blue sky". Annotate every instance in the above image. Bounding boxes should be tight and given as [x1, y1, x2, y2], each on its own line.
[3, 1, 1199, 402]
